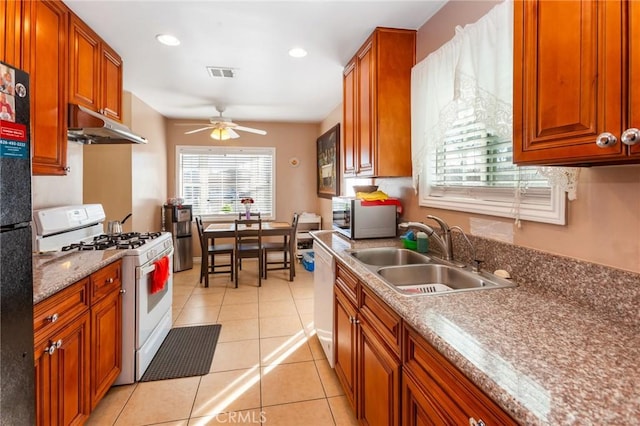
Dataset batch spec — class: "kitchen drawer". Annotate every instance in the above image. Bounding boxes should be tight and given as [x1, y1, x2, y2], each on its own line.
[90, 260, 122, 304]
[335, 262, 359, 305]
[359, 285, 401, 357]
[34, 278, 90, 343]
[403, 325, 516, 425]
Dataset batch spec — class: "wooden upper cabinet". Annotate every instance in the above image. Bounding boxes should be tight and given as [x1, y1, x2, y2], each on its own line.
[343, 60, 357, 176]
[22, 0, 69, 176]
[69, 15, 100, 111]
[343, 27, 415, 178]
[514, 0, 640, 165]
[100, 42, 122, 121]
[69, 14, 123, 122]
[1, 0, 23, 66]
[629, 1, 640, 157]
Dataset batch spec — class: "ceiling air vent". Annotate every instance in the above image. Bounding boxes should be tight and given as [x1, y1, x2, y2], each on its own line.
[207, 66, 235, 78]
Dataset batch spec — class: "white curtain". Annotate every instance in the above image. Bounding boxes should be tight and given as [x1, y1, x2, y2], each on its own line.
[411, 0, 579, 201]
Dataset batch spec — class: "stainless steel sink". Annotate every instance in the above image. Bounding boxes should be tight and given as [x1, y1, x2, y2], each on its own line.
[347, 247, 517, 296]
[347, 247, 435, 266]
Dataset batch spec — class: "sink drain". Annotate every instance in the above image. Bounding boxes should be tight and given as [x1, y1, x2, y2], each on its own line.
[400, 284, 453, 294]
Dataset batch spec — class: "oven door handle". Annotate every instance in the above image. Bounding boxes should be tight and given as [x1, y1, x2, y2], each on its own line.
[140, 264, 156, 277]
[136, 247, 173, 280]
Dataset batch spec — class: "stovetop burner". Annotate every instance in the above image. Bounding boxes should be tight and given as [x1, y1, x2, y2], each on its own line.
[61, 232, 163, 252]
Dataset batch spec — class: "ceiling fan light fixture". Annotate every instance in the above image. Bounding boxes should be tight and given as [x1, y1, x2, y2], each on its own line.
[155, 34, 181, 46]
[210, 128, 231, 141]
[288, 47, 307, 58]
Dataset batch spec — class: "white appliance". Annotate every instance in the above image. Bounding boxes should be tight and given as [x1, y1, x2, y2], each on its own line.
[313, 240, 335, 367]
[33, 204, 174, 384]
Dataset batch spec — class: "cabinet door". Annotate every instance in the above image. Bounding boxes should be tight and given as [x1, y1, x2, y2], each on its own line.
[356, 40, 375, 176]
[34, 312, 90, 426]
[402, 370, 448, 426]
[22, 0, 69, 175]
[358, 318, 400, 426]
[343, 60, 357, 177]
[34, 341, 53, 426]
[56, 313, 91, 426]
[90, 288, 122, 408]
[513, 0, 626, 165]
[334, 285, 358, 410]
[69, 15, 100, 111]
[100, 42, 122, 122]
[1, 0, 22, 66]
[629, 0, 640, 157]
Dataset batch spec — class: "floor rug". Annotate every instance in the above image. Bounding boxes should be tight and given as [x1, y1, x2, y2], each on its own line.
[140, 324, 221, 382]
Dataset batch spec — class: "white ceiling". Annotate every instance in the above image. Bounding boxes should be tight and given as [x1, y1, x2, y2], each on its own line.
[65, 1, 447, 123]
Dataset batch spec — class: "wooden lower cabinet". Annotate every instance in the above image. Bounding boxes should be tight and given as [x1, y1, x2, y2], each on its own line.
[34, 311, 91, 426]
[334, 284, 358, 409]
[358, 317, 400, 426]
[403, 324, 517, 425]
[333, 262, 401, 425]
[333, 263, 517, 425]
[402, 370, 446, 426]
[90, 287, 122, 409]
[34, 260, 123, 425]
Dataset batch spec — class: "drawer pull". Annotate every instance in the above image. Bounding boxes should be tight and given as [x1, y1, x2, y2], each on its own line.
[46, 313, 59, 323]
[120, 289, 126, 294]
[106, 278, 114, 284]
[469, 417, 486, 426]
[45, 339, 62, 356]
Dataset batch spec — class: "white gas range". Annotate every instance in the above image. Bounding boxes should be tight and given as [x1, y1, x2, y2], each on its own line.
[33, 204, 174, 384]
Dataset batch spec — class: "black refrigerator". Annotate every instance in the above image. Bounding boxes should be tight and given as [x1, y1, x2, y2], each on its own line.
[0, 61, 35, 425]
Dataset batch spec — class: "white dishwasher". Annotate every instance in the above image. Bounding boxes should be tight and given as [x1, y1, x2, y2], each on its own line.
[313, 240, 336, 367]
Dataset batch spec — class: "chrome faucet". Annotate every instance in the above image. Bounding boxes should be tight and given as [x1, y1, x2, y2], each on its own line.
[399, 215, 454, 260]
[450, 225, 482, 272]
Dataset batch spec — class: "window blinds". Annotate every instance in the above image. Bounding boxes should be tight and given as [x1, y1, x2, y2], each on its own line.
[177, 146, 275, 218]
[430, 103, 549, 202]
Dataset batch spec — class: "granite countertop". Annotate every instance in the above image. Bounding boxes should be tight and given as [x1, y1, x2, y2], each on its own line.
[33, 250, 127, 304]
[311, 231, 640, 425]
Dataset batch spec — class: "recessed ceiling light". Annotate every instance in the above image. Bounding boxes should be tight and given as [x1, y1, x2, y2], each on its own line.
[288, 47, 307, 58]
[156, 34, 180, 46]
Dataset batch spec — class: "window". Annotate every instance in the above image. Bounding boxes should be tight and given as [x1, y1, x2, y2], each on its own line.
[412, 0, 568, 225]
[176, 146, 275, 220]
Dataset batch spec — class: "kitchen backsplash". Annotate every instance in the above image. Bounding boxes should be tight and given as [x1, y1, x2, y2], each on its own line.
[447, 233, 640, 328]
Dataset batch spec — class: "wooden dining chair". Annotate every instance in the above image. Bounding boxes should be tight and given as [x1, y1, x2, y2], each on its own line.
[233, 218, 263, 288]
[263, 212, 299, 281]
[195, 216, 234, 284]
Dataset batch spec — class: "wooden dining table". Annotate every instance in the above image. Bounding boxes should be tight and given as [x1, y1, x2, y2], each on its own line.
[203, 221, 292, 288]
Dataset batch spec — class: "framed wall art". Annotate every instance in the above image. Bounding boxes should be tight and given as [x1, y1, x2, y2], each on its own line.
[316, 123, 340, 199]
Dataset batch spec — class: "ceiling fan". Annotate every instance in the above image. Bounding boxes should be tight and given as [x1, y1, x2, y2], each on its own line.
[177, 106, 267, 140]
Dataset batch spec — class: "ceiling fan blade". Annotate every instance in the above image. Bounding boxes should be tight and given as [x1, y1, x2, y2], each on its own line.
[235, 125, 267, 135]
[227, 128, 240, 139]
[174, 122, 210, 126]
[184, 126, 215, 135]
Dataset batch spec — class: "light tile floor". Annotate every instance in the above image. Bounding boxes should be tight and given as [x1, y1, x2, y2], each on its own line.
[87, 260, 358, 425]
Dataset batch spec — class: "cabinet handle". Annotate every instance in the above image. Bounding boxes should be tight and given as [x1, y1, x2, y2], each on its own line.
[595, 132, 617, 148]
[46, 313, 59, 323]
[349, 316, 360, 325]
[106, 278, 114, 284]
[469, 418, 486, 426]
[621, 128, 640, 146]
[45, 339, 62, 356]
[120, 288, 126, 294]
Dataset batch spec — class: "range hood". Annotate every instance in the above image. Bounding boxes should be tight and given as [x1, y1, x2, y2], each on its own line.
[67, 104, 148, 144]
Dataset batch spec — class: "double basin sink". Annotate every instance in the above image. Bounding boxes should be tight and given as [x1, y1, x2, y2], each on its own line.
[346, 247, 516, 296]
